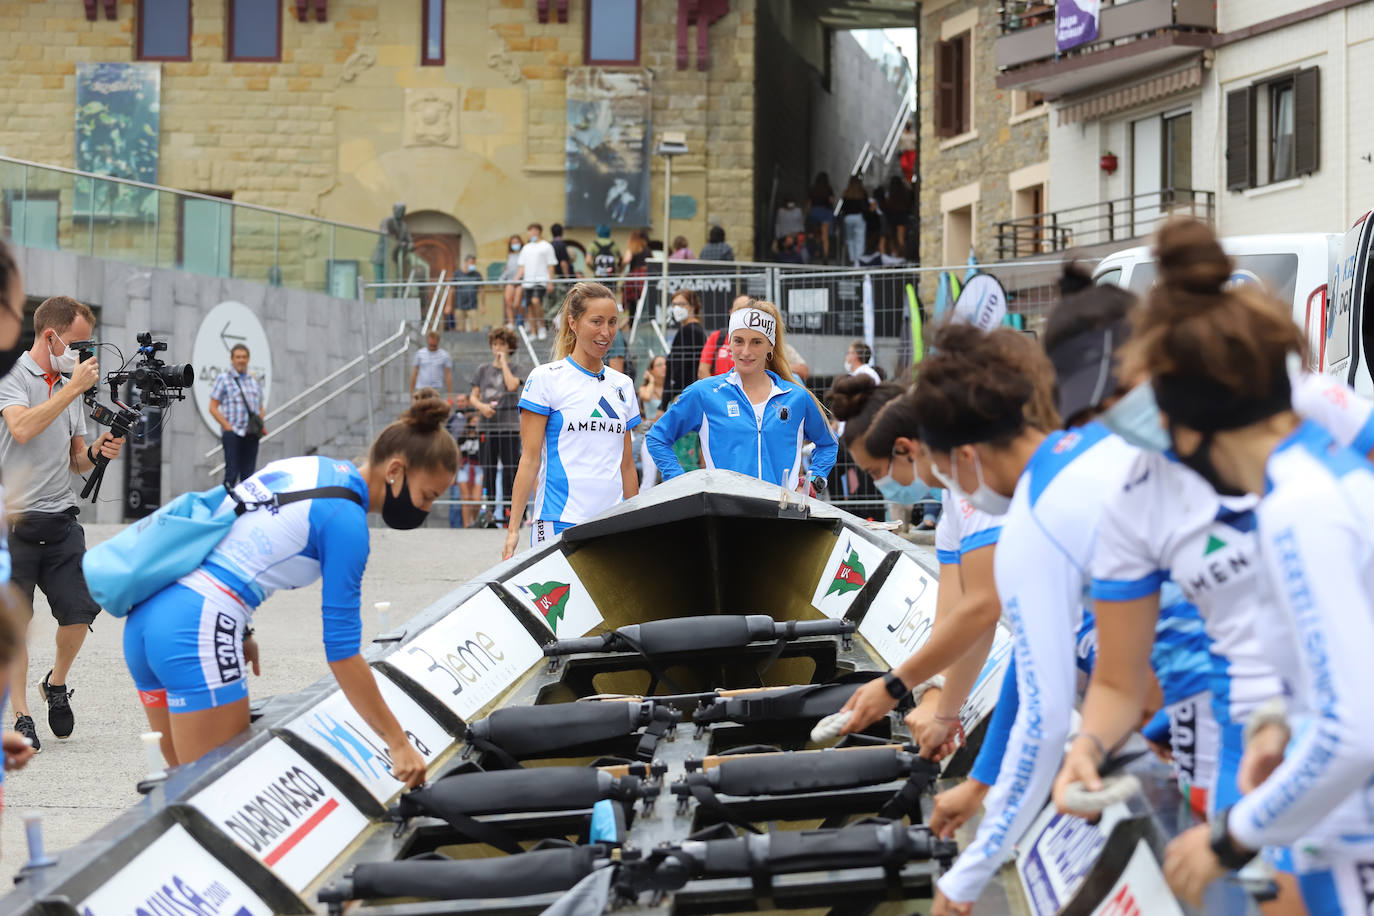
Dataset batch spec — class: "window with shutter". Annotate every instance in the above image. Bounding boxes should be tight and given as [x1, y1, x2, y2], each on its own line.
[1294, 66, 1320, 176]
[1226, 86, 1255, 191]
[955, 33, 970, 134]
[935, 39, 955, 137]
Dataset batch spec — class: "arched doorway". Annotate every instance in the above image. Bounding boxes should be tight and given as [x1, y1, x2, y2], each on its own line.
[405, 209, 474, 284]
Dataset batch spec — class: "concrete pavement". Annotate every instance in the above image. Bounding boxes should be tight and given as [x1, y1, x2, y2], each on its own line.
[0, 523, 508, 876]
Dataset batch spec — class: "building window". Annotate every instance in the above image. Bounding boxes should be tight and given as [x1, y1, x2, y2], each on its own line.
[1227, 67, 1319, 191]
[585, 0, 641, 66]
[227, 0, 282, 62]
[1011, 90, 1044, 118]
[943, 204, 973, 265]
[179, 194, 234, 278]
[934, 31, 971, 137]
[1163, 110, 1193, 202]
[137, 0, 192, 61]
[1012, 183, 1045, 255]
[421, 0, 444, 66]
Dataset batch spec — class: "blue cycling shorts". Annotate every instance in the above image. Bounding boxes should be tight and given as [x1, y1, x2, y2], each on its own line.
[123, 579, 250, 713]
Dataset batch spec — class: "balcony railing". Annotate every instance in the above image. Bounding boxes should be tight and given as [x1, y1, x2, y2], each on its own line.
[996, 0, 1216, 75]
[0, 156, 402, 296]
[994, 188, 1214, 260]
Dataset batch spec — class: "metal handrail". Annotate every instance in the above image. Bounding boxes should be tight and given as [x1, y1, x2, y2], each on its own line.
[207, 338, 412, 478]
[993, 188, 1215, 258]
[0, 155, 384, 236]
[203, 320, 410, 462]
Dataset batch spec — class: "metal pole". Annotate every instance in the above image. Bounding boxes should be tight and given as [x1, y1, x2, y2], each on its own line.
[358, 275, 377, 444]
[660, 153, 672, 321]
[19, 166, 27, 246]
[88, 178, 95, 256]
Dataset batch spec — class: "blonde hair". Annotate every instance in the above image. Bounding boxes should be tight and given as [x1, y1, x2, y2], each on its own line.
[729, 298, 826, 415]
[553, 281, 618, 361]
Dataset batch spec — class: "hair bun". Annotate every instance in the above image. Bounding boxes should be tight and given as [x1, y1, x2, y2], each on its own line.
[1155, 219, 1230, 296]
[826, 373, 877, 421]
[1058, 262, 1093, 297]
[403, 393, 450, 433]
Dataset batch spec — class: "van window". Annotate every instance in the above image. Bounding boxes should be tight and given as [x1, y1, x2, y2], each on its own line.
[1125, 254, 1299, 304]
[1095, 268, 1123, 287]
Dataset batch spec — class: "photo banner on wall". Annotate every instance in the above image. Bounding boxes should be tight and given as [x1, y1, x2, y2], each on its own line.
[565, 68, 651, 228]
[74, 62, 161, 218]
[1056, 0, 1101, 52]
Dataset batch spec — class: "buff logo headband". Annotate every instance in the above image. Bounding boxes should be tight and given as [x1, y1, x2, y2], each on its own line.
[729, 307, 776, 346]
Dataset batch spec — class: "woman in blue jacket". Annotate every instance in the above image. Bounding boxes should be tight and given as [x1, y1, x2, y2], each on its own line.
[646, 299, 837, 494]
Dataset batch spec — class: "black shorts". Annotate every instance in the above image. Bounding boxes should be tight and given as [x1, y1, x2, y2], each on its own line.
[522, 285, 546, 308]
[9, 513, 102, 627]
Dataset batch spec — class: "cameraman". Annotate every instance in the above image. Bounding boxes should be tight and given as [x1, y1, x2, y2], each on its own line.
[0, 296, 123, 750]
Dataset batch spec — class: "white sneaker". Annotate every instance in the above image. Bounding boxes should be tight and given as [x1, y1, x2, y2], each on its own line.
[536, 326, 547, 341]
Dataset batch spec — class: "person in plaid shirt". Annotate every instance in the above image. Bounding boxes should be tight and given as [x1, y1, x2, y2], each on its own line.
[209, 344, 266, 486]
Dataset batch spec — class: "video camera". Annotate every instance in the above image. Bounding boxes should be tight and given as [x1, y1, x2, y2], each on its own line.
[69, 332, 192, 502]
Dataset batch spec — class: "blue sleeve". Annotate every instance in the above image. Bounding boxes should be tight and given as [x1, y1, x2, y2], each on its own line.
[1090, 571, 1166, 602]
[646, 385, 696, 480]
[970, 656, 1017, 785]
[315, 506, 370, 663]
[1141, 708, 1171, 745]
[802, 393, 838, 480]
[936, 550, 962, 565]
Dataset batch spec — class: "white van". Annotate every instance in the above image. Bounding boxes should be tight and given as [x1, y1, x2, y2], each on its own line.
[1327, 211, 1374, 399]
[1092, 233, 1340, 372]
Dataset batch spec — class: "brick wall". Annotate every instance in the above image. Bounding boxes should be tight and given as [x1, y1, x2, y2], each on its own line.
[916, 0, 1048, 304]
[0, 0, 757, 284]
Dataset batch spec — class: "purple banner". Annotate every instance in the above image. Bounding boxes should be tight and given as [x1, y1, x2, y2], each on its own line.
[1056, 0, 1101, 51]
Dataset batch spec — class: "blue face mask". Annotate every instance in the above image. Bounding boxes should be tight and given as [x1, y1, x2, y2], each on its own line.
[1099, 382, 1170, 452]
[873, 472, 930, 506]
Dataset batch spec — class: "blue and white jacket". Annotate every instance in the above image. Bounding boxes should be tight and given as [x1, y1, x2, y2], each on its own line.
[645, 369, 837, 488]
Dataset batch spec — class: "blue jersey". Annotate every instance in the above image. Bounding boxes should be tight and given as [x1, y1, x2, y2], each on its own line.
[199, 456, 370, 662]
[645, 369, 837, 489]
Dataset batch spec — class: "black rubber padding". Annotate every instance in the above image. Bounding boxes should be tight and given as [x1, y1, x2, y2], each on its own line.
[712, 748, 908, 796]
[397, 767, 608, 819]
[350, 846, 603, 900]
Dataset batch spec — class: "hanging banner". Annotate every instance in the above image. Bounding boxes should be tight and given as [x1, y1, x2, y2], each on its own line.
[566, 68, 651, 227]
[74, 62, 160, 218]
[1056, 0, 1101, 52]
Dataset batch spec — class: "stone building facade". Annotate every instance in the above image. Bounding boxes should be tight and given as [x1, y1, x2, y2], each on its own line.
[0, 0, 757, 296]
[917, 0, 1048, 303]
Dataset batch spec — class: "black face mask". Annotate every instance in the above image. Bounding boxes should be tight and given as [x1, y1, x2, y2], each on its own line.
[1169, 422, 1246, 498]
[381, 471, 429, 530]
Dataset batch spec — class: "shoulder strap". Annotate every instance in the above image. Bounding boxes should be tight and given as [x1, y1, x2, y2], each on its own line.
[231, 484, 365, 517]
[230, 373, 254, 407]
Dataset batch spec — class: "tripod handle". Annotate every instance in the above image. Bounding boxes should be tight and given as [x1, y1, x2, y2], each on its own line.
[81, 453, 110, 502]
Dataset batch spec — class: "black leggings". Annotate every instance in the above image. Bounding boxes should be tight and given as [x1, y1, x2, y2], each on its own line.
[480, 428, 521, 522]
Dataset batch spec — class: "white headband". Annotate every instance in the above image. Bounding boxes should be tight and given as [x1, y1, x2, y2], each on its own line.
[729, 307, 776, 346]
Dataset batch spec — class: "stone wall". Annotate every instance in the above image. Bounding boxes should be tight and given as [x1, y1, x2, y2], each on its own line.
[916, 0, 1048, 304]
[0, 0, 757, 276]
[13, 244, 412, 523]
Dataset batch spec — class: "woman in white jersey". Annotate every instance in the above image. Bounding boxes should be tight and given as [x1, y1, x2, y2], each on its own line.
[895, 323, 1136, 916]
[503, 282, 640, 559]
[1052, 220, 1374, 913]
[837, 333, 1059, 757]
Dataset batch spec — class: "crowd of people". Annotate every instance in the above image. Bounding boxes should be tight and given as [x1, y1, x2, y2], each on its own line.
[814, 217, 1374, 915]
[4, 207, 1364, 914]
[773, 170, 915, 265]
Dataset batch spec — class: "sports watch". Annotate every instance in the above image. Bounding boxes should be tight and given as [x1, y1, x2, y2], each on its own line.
[1208, 808, 1258, 870]
[882, 669, 908, 700]
[808, 474, 828, 495]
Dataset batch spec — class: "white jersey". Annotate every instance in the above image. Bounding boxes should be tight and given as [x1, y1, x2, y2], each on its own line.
[518, 357, 640, 526]
[933, 490, 1001, 566]
[1091, 371, 1374, 726]
[938, 424, 1135, 905]
[1228, 420, 1374, 851]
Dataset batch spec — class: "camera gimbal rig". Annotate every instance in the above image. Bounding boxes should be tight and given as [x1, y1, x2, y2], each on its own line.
[70, 333, 192, 503]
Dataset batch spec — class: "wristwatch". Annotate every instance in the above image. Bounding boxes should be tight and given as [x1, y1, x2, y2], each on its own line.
[809, 474, 828, 495]
[1209, 808, 1258, 870]
[882, 669, 908, 700]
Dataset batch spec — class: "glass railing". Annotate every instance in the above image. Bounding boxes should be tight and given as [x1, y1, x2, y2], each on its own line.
[0, 155, 398, 296]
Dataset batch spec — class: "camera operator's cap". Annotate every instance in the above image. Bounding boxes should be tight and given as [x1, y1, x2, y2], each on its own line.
[596, 224, 611, 239]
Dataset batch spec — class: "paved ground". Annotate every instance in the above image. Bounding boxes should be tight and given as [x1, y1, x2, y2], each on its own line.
[0, 523, 508, 874]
